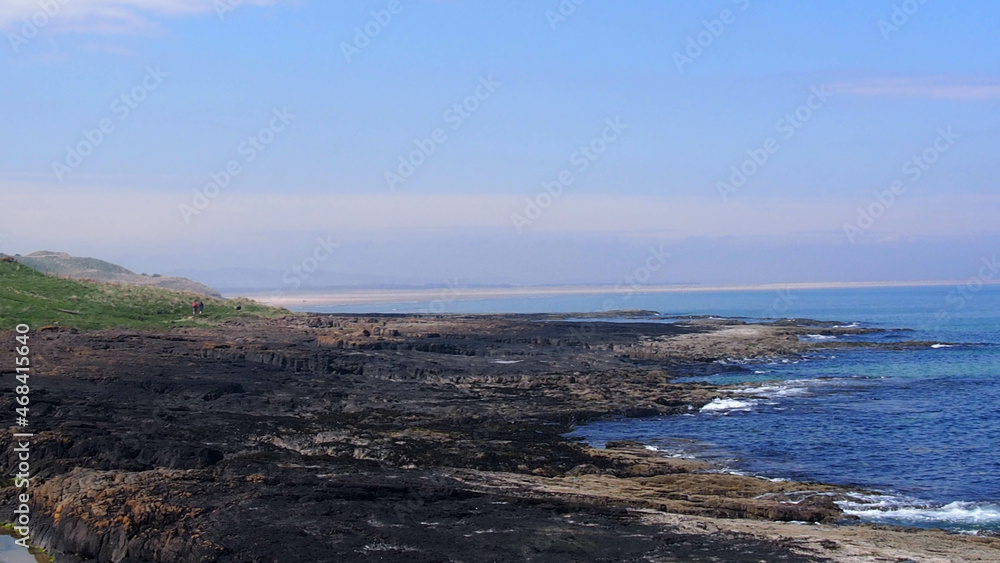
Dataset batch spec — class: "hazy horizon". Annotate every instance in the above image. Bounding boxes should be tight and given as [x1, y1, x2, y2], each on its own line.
[3, 1, 999, 293]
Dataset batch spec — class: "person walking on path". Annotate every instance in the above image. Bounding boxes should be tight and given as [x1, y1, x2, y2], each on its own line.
[192, 300, 199, 315]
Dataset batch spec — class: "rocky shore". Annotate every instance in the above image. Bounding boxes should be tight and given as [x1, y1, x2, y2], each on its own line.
[2, 313, 997, 562]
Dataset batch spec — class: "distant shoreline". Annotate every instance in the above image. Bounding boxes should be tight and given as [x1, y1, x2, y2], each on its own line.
[241, 279, 1000, 308]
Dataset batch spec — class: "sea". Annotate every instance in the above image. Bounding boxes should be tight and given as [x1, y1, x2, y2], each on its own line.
[301, 284, 1000, 534]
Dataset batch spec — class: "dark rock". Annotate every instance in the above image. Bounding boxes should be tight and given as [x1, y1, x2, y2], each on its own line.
[201, 382, 245, 401]
[0, 313, 934, 562]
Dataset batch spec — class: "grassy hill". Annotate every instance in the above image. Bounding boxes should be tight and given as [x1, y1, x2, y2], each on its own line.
[0, 259, 286, 331]
[20, 251, 133, 275]
[9, 251, 222, 298]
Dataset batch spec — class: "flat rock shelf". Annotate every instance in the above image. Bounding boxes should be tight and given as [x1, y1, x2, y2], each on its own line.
[1, 314, 997, 562]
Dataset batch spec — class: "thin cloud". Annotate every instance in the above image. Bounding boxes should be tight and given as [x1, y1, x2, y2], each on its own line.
[3, 185, 999, 246]
[835, 76, 1000, 100]
[0, 0, 289, 34]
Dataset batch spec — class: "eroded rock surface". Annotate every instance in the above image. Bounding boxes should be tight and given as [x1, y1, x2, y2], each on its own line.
[1, 314, 995, 562]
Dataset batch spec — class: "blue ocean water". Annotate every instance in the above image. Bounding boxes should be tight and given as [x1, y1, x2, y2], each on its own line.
[305, 285, 1000, 532]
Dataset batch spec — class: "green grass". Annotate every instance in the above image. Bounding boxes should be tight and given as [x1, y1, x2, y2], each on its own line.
[0, 260, 287, 331]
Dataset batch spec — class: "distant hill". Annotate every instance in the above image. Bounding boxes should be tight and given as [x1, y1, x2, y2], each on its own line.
[6, 251, 222, 298]
[169, 266, 443, 293]
[0, 259, 282, 331]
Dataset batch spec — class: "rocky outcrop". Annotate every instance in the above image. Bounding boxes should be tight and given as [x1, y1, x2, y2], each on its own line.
[29, 468, 224, 562]
[0, 314, 988, 562]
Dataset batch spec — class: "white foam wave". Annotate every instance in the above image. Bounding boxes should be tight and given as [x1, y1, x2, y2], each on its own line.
[695, 381, 816, 415]
[491, 360, 523, 364]
[843, 500, 1000, 527]
[837, 493, 1000, 529]
[642, 444, 698, 459]
[700, 398, 758, 413]
[802, 334, 837, 341]
[836, 492, 918, 510]
[723, 380, 812, 400]
[931, 344, 957, 349]
[834, 322, 861, 328]
[732, 383, 809, 398]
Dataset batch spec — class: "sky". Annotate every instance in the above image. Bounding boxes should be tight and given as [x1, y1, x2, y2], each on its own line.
[1, 0, 998, 290]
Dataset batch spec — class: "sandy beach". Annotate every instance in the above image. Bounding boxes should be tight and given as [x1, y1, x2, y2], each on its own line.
[244, 279, 1000, 308]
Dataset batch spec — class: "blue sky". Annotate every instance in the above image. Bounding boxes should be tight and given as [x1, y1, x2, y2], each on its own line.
[1, 1, 998, 289]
